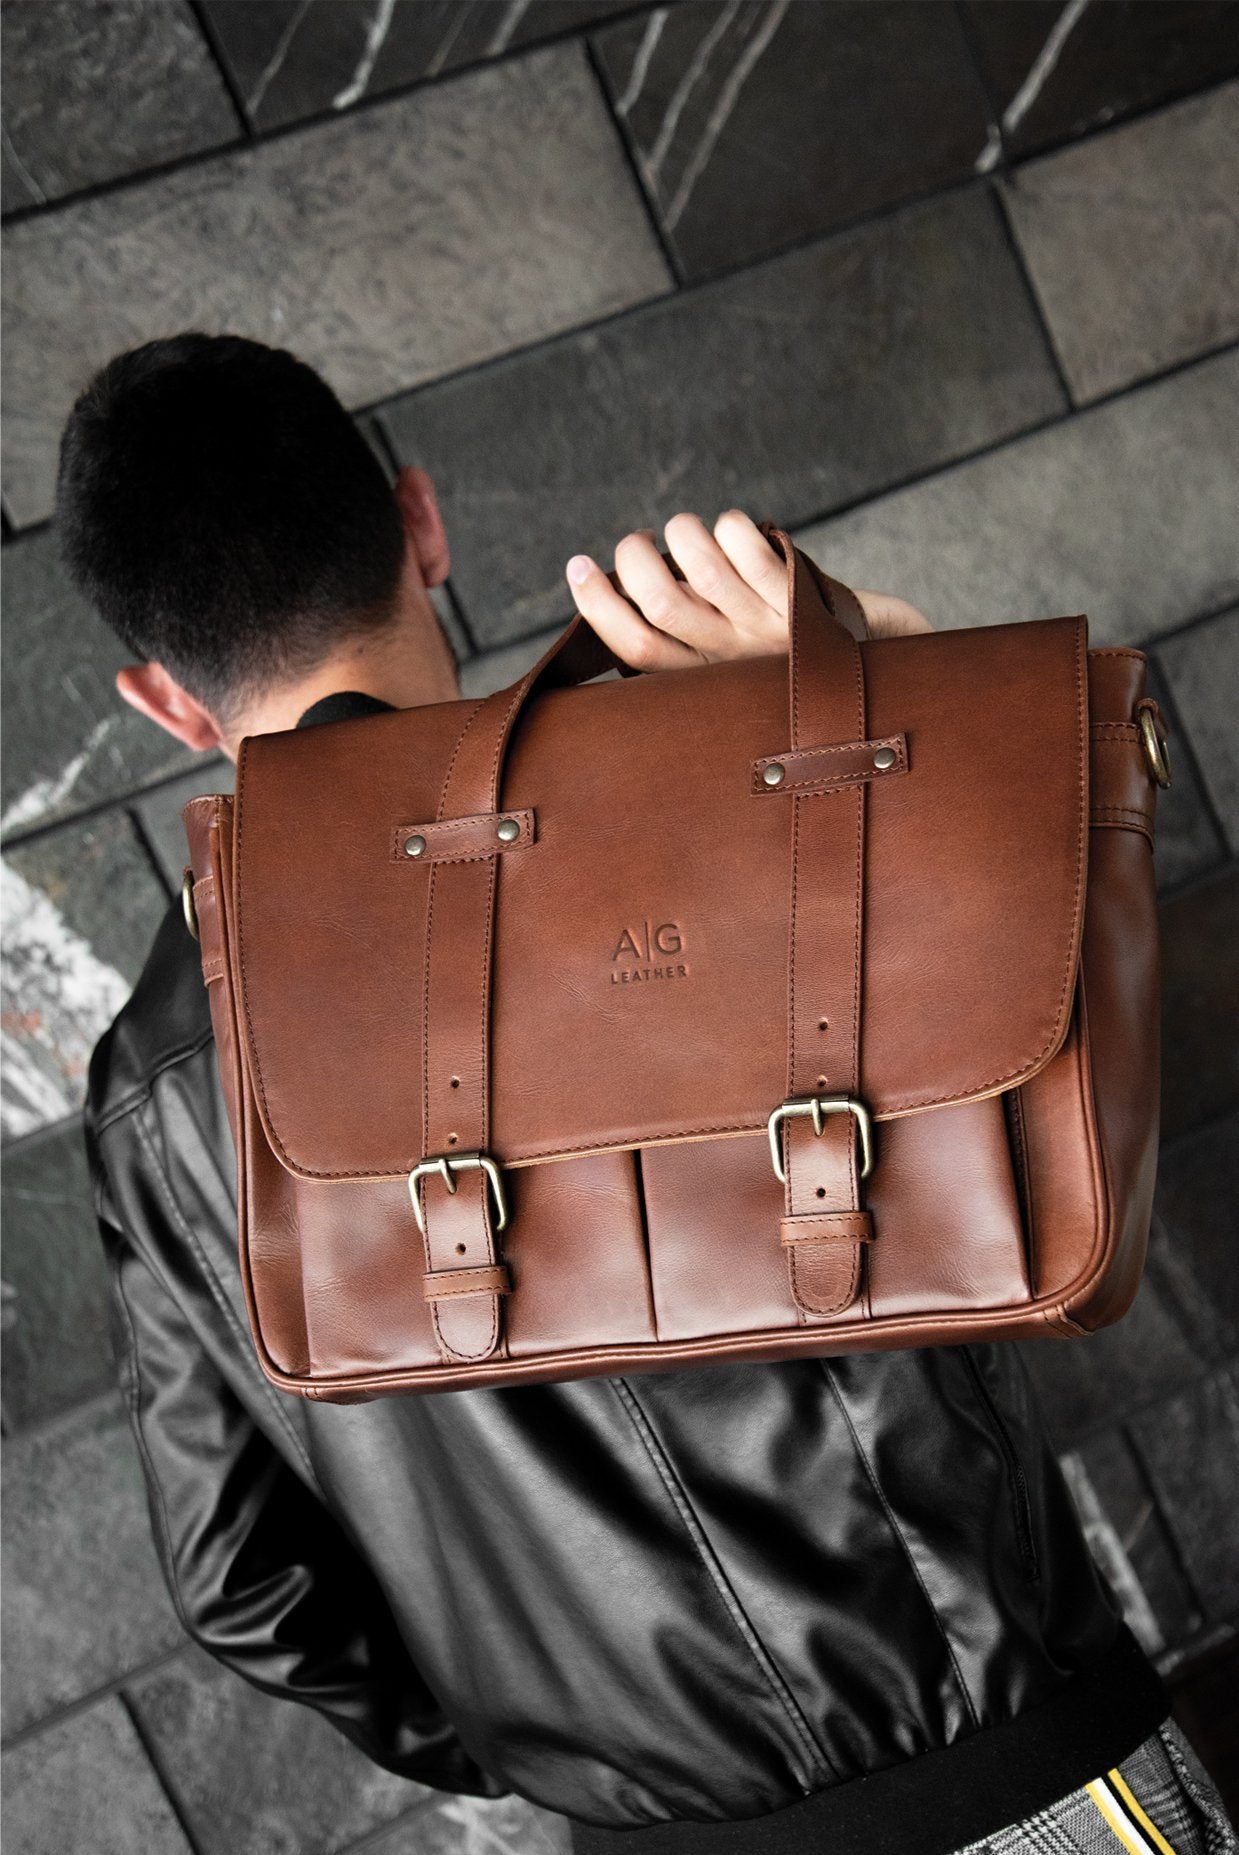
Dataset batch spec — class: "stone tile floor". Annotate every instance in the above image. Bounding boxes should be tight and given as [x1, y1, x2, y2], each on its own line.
[3, 3, 1238, 1849]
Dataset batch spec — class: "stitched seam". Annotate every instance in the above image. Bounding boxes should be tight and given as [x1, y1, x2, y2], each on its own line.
[757, 737, 901, 766]
[390, 810, 532, 859]
[110, 1251, 196, 1640]
[754, 764, 906, 797]
[818, 1361, 981, 1731]
[262, 1297, 1110, 1393]
[424, 1265, 509, 1295]
[611, 1376, 833, 1786]
[234, 617, 1091, 1175]
[127, 1107, 321, 1491]
[790, 1242, 860, 1316]
[94, 1028, 218, 1131]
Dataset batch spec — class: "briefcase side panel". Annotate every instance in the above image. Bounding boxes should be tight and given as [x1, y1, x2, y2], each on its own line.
[1060, 651, 1161, 1331]
[1013, 649, 1161, 1325]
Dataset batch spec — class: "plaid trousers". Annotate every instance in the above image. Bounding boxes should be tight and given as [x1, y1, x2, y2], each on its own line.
[956, 1721, 1236, 1855]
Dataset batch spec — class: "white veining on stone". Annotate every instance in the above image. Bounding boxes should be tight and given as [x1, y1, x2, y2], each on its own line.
[1001, 0, 1091, 138]
[1, 717, 117, 835]
[646, 0, 741, 182]
[614, 7, 669, 117]
[974, 122, 1003, 173]
[332, 0, 398, 111]
[1058, 1451, 1165, 1655]
[664, 0, 789, 230]
[246, 0, 313, 120]
[2, 125, 47, 207]
[486, 0, 534, 59]
[1, 863, 131, 1138]
[425, 3, 474, 79]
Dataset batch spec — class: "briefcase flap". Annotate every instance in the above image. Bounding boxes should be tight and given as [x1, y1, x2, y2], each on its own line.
[228, 613, 1088, 1181]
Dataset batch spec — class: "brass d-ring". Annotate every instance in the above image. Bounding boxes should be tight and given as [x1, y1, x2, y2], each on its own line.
[1138, 707, 1172, 789]
[181, 868, 200, 941]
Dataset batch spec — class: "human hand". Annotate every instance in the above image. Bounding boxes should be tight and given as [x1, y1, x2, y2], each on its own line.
[564, 510, 931, 671]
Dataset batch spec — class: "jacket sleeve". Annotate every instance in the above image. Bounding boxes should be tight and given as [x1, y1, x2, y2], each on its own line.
[86, 1111, 506, 1799]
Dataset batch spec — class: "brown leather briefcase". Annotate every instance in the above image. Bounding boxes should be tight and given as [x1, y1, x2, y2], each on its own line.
[182, 529, 1170, 1402]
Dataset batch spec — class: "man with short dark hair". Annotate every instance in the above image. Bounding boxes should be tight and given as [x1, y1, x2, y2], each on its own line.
[75, 334, 1230, 1855]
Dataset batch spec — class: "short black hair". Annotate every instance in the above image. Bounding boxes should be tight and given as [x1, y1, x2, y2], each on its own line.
[57, 333, 405, 720]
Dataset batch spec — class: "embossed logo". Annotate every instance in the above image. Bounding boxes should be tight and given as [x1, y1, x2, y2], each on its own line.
[610, 920, 689, 986]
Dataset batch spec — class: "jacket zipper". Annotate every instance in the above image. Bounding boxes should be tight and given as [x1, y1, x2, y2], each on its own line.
[961, 1349, 1041, 1583]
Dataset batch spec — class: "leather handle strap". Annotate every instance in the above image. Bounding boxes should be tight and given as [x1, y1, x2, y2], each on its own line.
[762, 527, 874, 1320]
[414, 525, 872, 1354]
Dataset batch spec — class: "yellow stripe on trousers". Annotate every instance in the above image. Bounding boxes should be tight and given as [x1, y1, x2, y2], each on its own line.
[1086, 1774, 1179, 1855]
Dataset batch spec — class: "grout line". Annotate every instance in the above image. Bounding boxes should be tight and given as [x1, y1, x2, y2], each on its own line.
[1145, 655, 1235, 858]
[1, 756, 228, 855]
[126, 802, 178, 902]
[2, 32, 1232, 240]
[0, 1108, 85, 1162]
[183, 0, 254, 144]
[328, 1795, 446, 1855]
[582, 28, 684, 288]
[117, 1684, 210, 1855]
[0, 1642, 190, 1755]
[0, 4, 669, 230]
[986, 176, 1076, 409]
[978, 65, 1239, 171]
[360, 413, 486, 657]
[1121, 1417, 1214, 1624]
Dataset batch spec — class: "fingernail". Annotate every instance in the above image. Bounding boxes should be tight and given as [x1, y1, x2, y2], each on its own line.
[566, 555, 595, 585]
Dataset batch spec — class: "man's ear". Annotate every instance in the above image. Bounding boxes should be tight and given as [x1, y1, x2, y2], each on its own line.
[393, 467, 450, 589]
[115, 663, 224, 752]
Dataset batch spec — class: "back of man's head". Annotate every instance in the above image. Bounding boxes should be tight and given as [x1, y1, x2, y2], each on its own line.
[57, 333, 405, 724]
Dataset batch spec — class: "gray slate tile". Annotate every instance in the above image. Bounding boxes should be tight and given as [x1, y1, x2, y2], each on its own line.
[1018, 1245, 1201, 1454]
[1, 1120, 114, 1431]
[1061, 1435, 1203, 1660]
[1, 1392, 184, 1737]
[1142, 659, 1228, 893]
[1, 42, 671, 527]
[1, 528, 201, 836]
[1003, 82, 1239, 402]
[1153, 1113, 1239, 1365]
[2, 810, 167, 1139]
[794, 347, 1239, 647]
[595, 0, 991, 279]
[202, 0, 638, 132]
[0, 1695, 192, 1855]
[365, 1791, 572, 1854]
[0, 0, 238, 214]
[382, 185, 1063, 645]
[133, 761, 234, 889]
[459, 625, 566, 698]
[127, 1642, 420, 1855]
[962, 1, 1239, 160]
[1157, 608, 1239, 855]
[1158, 867, 1239, 1142]
[1129, 1366, 1239, 1624]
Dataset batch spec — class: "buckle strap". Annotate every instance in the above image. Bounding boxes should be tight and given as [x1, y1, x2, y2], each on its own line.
[764, 533, 875, 1322]
[415, 688, 526, 1365]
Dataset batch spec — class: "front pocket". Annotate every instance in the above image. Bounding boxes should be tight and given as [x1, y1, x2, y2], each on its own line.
[961, 1346, 1041, 1583]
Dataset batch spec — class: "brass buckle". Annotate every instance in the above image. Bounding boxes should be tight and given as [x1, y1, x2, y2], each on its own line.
[408, 1151, 509, 1235]
[181, 868, 200, 941]
[1138, 706, 1172, 789]
[767, 1095, 874, 1185]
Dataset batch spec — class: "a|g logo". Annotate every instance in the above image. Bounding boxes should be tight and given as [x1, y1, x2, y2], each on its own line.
[613, 921, 682, 960]
[610, 920, 689, 986]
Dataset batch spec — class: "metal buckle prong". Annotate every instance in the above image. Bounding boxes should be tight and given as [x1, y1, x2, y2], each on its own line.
[767, 1095, 874, 1185]
[408, 1151, 509, 1235]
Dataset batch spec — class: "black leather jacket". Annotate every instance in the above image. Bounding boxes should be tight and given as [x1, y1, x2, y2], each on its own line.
[85, 711, 1167, 1855]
